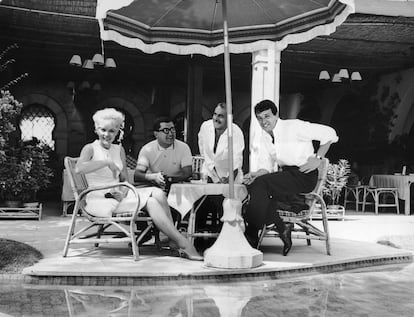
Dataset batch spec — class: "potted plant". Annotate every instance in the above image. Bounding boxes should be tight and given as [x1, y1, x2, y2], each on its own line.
[0, 143, 54, 205]
[0, 90, 21, 206]
[0, 90, 53, 207]
[0, 47, 48, 214]
[321, 159, 351, 218]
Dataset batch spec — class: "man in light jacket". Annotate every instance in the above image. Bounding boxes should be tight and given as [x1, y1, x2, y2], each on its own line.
[194, 102, 245, 246]
[198, 102, 244, 183]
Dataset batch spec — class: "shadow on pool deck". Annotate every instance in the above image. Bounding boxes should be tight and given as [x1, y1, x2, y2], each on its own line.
[0, 201, 413, 285]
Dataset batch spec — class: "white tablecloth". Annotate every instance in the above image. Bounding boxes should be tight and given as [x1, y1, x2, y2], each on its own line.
[369, 174, 414, 201]
[167, 183, 248, 218]
[369, 174, 414, 215]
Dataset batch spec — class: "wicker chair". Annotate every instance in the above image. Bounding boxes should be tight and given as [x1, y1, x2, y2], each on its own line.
[343, 184, 367, 211]
[362, 186, 399, 214]
[62, 157, 154, 261]
[257, 158, 331, 255]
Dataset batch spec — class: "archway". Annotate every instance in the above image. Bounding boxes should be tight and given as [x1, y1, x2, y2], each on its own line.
[19, 94, 68, 160]
[19, 104, 56, 149]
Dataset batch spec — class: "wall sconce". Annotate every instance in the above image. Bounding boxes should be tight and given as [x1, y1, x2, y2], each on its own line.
[338, 68, 349, 79]
[92, 53, 104, 65]
[66, 81, 75, 89]
[319, 69, 362, 82]
[351, 71, 362, 81]
[92, 83, 102, 91]
[68, 54, 116, 69]
[318, 70, 330, 80]
[82, 59, 94, 70]
[331, 73, 342, 83]
[104, 58, 117, 68]
[69, 55, 82, 67]
[68, 43, 114, 102]
[67, 51, 114, 102]
[78, 80, 91, 90]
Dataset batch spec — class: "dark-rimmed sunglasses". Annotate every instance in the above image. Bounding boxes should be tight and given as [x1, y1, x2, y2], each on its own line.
[157, 127, 176, 134]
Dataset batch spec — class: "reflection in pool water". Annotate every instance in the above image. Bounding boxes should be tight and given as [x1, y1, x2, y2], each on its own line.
[1, 263, 414, 316]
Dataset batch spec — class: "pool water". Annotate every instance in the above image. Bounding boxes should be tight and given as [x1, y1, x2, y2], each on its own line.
[1, 263, 414, 316]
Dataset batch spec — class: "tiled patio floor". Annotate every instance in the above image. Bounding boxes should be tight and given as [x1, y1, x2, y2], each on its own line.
[1, 201, 413, 285]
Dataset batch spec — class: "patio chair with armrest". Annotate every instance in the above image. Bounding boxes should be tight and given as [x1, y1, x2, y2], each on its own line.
[257, 158, 331, 255]
[343, 175, 373, 212]
[362, 186, 399, 214]
[62, 157, 154, 261]
[343, 184, 367, 211]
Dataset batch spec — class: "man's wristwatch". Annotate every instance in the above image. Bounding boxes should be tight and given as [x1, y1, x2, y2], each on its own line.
[315, 154, 323, 160]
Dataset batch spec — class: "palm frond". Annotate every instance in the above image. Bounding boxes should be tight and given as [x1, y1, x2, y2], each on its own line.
[323, 159, 351, 205]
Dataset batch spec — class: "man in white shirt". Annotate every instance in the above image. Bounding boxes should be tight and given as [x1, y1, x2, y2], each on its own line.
[135, 116, 193, 190]
[194, 103, 245, 239]
[198, 102, 244, 183]
[134, 117, 193, 240]
[243, 99, 338, 255]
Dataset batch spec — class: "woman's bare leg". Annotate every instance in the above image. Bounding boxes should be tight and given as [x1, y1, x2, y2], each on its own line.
[144, 196, 200, 258]
[150, 188, 174, 222]
[148, 188, 177, 245]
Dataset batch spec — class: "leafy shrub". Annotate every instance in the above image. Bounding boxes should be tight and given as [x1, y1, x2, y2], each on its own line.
[323, 159, 350, 205]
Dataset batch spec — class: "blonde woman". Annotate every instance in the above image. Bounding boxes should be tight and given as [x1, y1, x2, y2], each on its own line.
[76, 108, 202, 261]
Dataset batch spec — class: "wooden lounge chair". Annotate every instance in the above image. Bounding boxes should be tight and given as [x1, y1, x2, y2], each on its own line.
[62, 157, 154, 261]
[257, 158, 331, 255]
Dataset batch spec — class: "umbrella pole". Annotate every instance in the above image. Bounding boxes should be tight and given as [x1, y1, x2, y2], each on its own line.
[222, 0, 234, 199]
[203, 0, 263, 270]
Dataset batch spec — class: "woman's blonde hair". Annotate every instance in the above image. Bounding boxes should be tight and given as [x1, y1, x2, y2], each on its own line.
[93, 108, 125, 129]
[93, 108, 125, 141]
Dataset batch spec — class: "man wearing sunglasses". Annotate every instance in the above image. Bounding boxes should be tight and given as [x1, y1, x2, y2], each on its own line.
[134, 116, 193, 190]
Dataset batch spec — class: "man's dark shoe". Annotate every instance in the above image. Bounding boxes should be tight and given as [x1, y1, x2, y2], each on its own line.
[245, 233, 259, 249]
[280, 223, 293, 256]
[244, 224, 260, 249]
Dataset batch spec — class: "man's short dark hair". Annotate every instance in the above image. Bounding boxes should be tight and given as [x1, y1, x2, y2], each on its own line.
[153, 116, 173, 131]
[254, 99, 278, 116]
[216, 102, 226, 110]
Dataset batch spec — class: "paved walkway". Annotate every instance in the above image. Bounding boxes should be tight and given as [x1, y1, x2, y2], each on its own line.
[1, 201, 413, 285]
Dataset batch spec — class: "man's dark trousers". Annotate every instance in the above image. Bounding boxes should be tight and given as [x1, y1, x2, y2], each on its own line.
[245, 167, 318, 237]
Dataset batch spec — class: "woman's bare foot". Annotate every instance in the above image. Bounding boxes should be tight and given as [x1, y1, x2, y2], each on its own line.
[178, 243, 203, 261]
[158, 239, 179, 250]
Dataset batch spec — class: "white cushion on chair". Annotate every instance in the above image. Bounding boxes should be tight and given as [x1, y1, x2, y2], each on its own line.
[85, 190, 140, 218]
[85, 195, 119, 217]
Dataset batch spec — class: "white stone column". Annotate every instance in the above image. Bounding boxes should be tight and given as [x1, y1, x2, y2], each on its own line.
[250, 44, 281, 172]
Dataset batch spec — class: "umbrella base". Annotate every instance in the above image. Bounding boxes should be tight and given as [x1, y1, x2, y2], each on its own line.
[204, 198, 263, 269]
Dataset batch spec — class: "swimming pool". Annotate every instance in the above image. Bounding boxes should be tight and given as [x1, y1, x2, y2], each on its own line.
[1, 262, 413, 316]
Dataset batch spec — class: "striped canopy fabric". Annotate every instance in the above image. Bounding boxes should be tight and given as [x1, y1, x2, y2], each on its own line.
[95, 0, 354, 199]
[96, 0, 355, 56]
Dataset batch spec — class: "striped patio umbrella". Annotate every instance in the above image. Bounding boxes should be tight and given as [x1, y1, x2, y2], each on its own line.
[96, 0, 355, 198]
